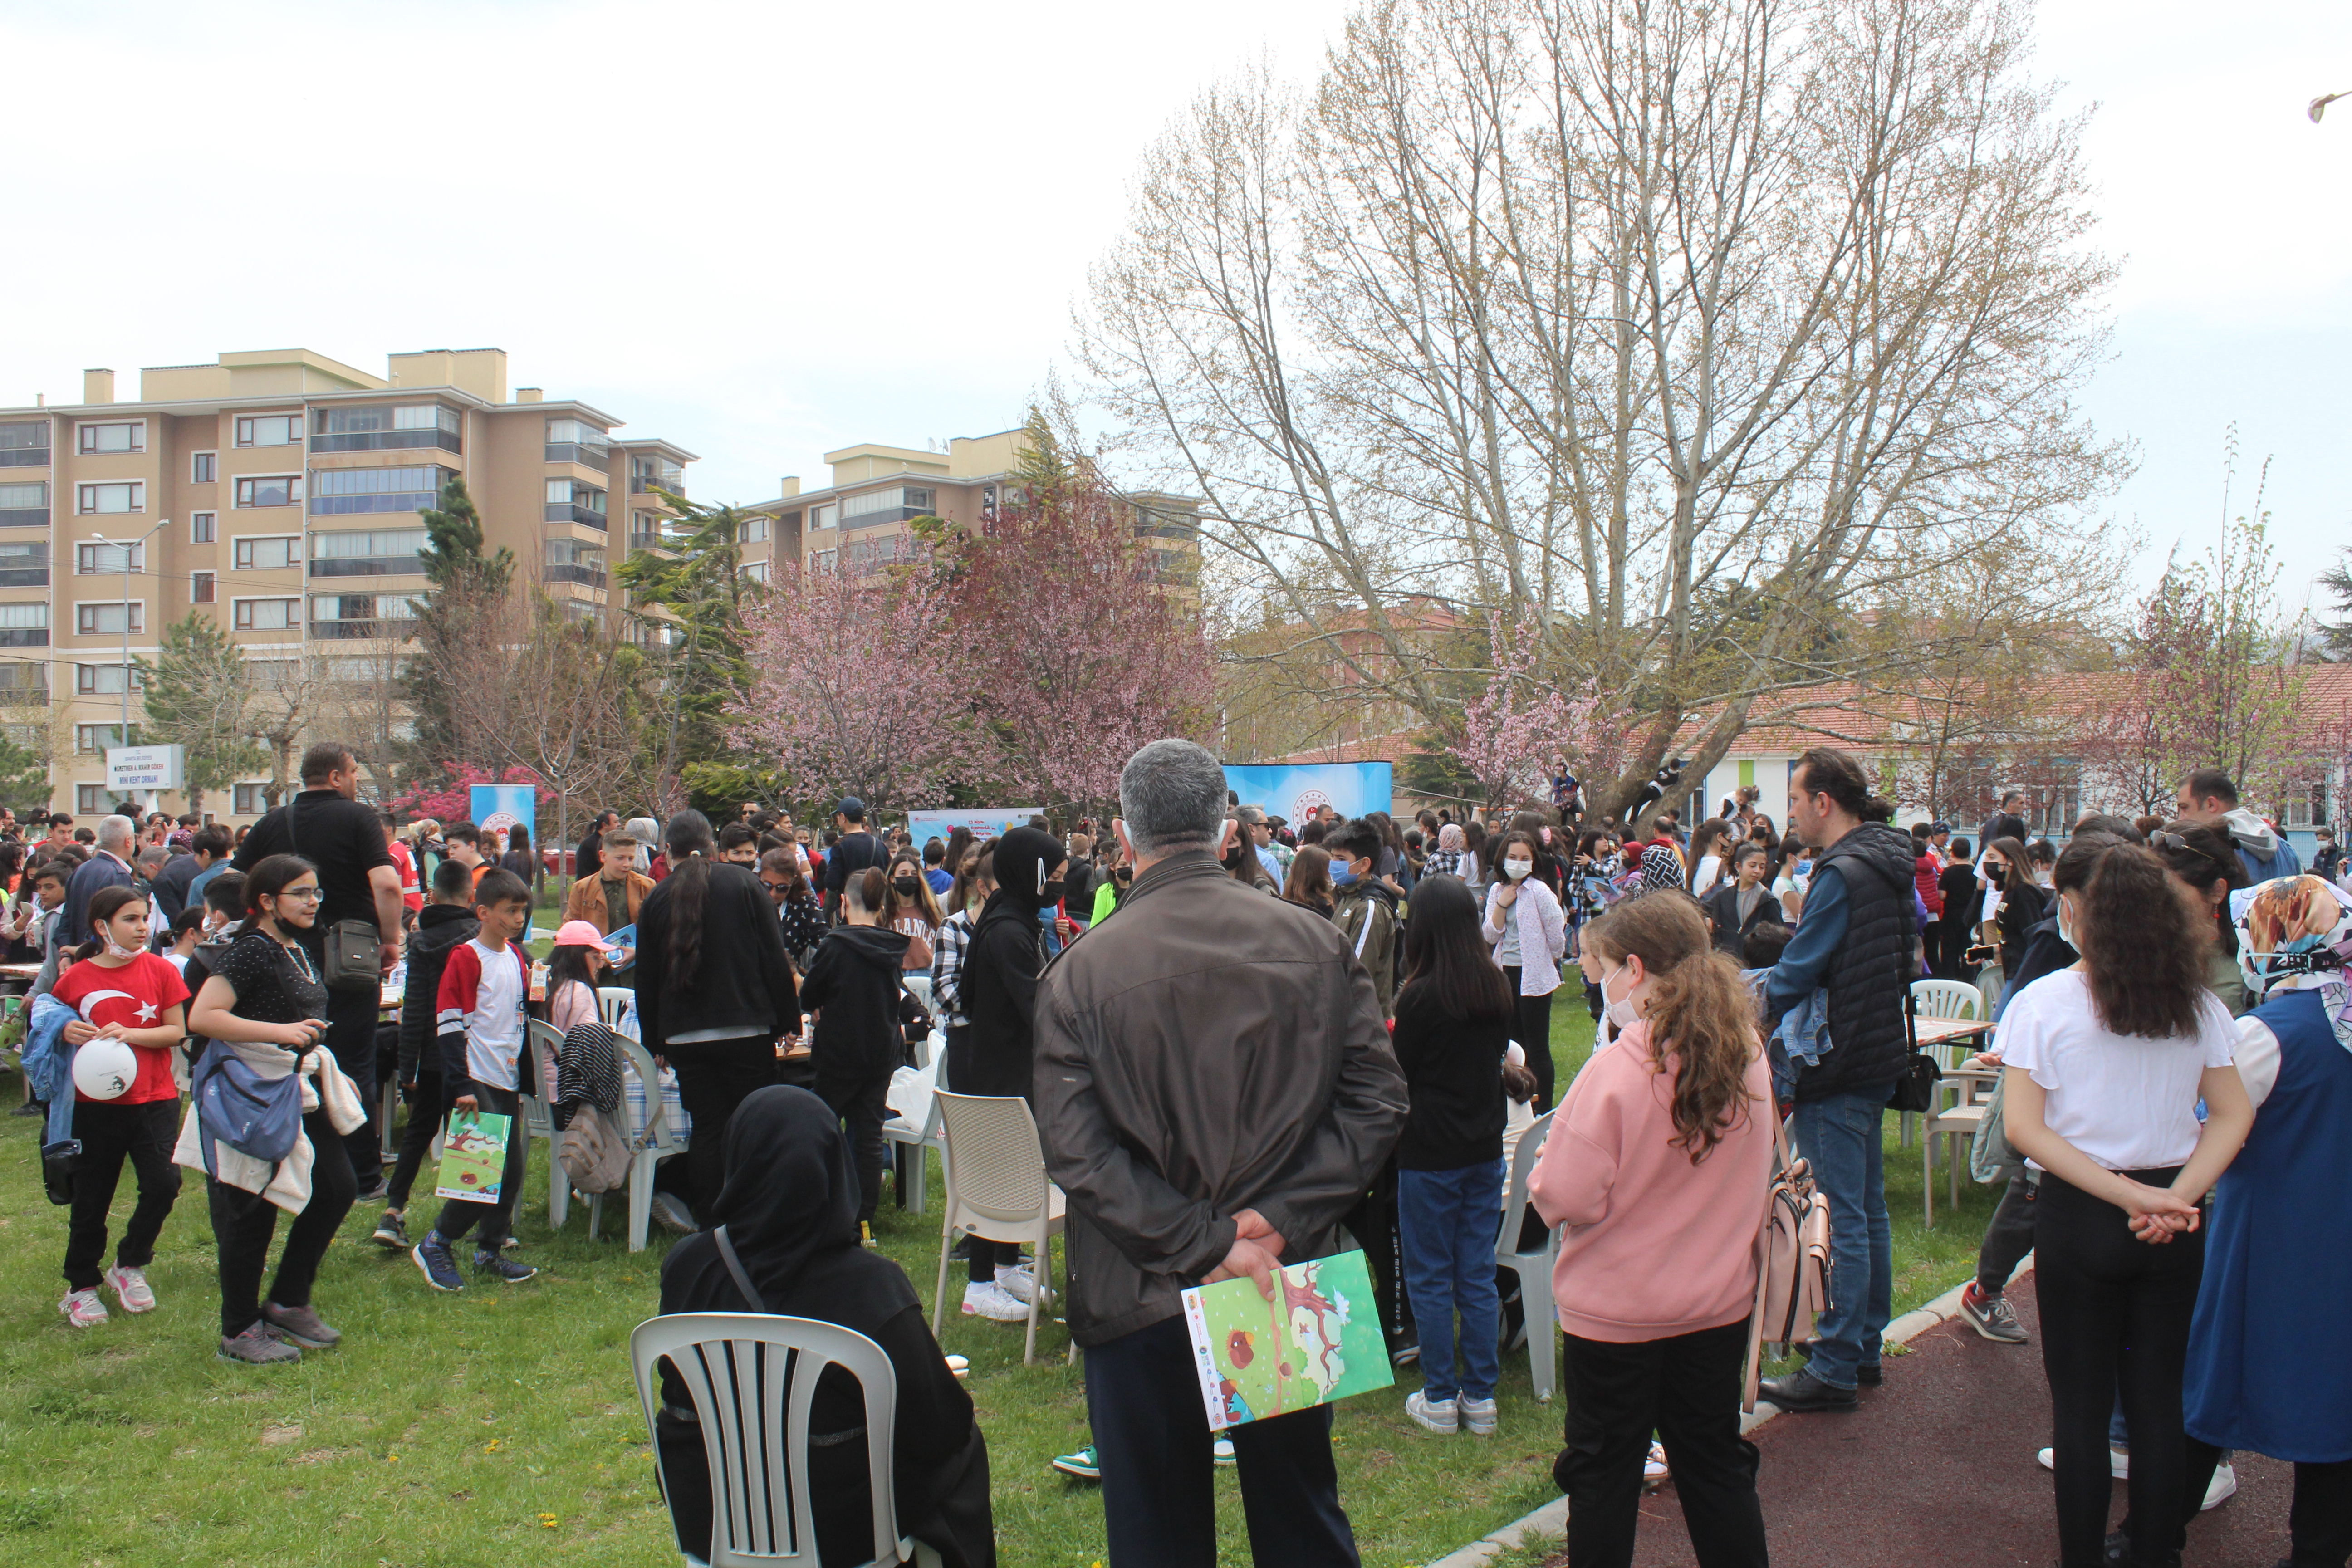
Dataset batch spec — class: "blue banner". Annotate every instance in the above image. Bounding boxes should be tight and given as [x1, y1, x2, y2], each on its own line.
[1222, 762, 1395, 825]
[905, 807, 1042, 845]
[469, 784, 536, 858]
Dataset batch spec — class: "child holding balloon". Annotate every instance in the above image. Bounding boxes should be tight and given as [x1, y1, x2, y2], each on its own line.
[51, 884, 190, 1327]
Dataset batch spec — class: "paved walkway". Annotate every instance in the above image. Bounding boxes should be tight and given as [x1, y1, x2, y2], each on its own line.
[1621, 1276, 2295, 1567]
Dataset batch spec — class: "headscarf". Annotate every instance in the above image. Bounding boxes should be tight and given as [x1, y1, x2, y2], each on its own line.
[1640, 843, 1683, 892]
[1438, 823, 1465, 853]
[971, 825, 1063, 947]
[2232, 875, 2352, 1053]
[624, 816, 661, 876]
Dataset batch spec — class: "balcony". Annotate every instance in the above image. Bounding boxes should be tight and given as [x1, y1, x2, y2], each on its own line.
[0, 509, 44, 529]
[309, 428, 462, 456]
[628, 529, 688, 554]
[544, 562, 607, 589]
[0, 568, 47, 588]
[544, 503, 609, 529]
[0, 447, 48, 469]
[309, 619, 399, 641]
[544, 442, 611, 473]
[0, 682, 45, 705]
[0, 629, 48, 647]
[629, 470, 685, 497]
[310, 556, 426, 579]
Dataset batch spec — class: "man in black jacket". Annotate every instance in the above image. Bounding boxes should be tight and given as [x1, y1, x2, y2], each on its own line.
[1758, 747, 1918, 1414]
[1036, 739, 1407, 1567]
[371, 857, 480, 1251]
[820, 797, 890, 920]
[1982, 790, 2029, 857]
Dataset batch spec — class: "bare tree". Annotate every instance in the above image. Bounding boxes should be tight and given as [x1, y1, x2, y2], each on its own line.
[1083, 0, 2128, 825]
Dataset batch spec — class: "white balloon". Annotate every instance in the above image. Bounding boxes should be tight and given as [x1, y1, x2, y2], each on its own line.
[72, 1038, 139, 1101]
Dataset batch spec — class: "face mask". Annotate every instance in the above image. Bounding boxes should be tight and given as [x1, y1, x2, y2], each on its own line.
[1038, 879, 1066, 906]
[1503, 858, 1534, 882]
[1222, 844, 1246, 869]
[104, 936, 141, 961]
[2056, 895, 2078, 953]
[892, 877, 922, 897]
[1601, 959, 1641, 1030]
[1330, 861, 1357, 886]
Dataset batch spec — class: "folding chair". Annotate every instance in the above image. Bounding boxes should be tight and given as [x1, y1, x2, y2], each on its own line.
[929, 1091, 1065, 1365]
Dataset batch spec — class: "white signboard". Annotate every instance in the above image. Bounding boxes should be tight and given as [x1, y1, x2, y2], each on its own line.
[905, 807, 1043, 844]
[106, 745, 184, 791]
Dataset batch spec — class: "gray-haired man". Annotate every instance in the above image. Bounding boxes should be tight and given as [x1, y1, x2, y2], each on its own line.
[1035, 738, 1407, 1567]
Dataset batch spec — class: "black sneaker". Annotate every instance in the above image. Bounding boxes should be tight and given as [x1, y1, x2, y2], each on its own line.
[1960, 1282, 2028, 1344]
[474, 1250, 536, 1283]
[412, 1235, 464, 1292]
[1856, 1363, 1883, 1387]
[1757, 1367, 1858, 1413]
[353, 1179, 390, 1205]
[370, 1210, 409, 1250]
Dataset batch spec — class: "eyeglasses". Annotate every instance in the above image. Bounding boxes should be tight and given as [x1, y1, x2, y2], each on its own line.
[276, 887, 324, 902]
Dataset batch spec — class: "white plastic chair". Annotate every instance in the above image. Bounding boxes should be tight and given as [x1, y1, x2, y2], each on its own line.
[598, 985, 637, 1034]
[880, 1054, 946, 1216]
[1911, 980, 1989, 1225]
[928, 1091, 1065, 1365]
[630, 1312, 942, 1567]
[605, 1034, 691, 1252]
[1494, 1109, 1561, 1402]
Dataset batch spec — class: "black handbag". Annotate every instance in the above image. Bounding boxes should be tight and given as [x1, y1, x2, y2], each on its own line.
[1886, 988, 1940, 1114]
[286, 800, 383, 994]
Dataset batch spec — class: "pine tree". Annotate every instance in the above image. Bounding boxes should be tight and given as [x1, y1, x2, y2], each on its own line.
[135, 612, 265, 816]
[402, 476, 512, 769]
[614, 495, 764, 812]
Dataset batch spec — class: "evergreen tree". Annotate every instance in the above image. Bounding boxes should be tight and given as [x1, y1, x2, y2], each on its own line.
[614, 495, 764, 811]
[135, 612, 264, 816]
[0, 732, 52, 818]
[402, 476, 512, 769]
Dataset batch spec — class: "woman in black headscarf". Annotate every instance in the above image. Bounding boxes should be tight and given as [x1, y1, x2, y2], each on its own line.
[951, 825, 1065, 1320]
[656, 1087, 995, 1568]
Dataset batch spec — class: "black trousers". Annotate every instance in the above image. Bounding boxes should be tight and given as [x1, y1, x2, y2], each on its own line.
[208, 1107, 356, 1338]
[64, 1098, 182, 1290]
[666, 1035, 778, 1219]
[817, 1066, 891, 1226]
[1502, 968, 1558, 1111]
[1556, 1319, 1768, 1568]
[1977, 1174, 2038, 1295]
[2035, 1168, 2204, 1568]
[1340, 1156, 1410, 1343]
[431, 1082, 525, 1250]
[385, 1072, 451, 1212]
[323, 979, 386, 1191]
[1086, 1313, 1359, 1568]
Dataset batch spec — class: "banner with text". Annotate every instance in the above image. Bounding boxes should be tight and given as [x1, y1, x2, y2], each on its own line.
[1223, 762, 1395, 826]
[470, 784, 536, 856]
[905, 808, 1044, 845]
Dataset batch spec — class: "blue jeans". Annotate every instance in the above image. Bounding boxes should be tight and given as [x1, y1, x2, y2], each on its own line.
[1397, 1159, 1505, 1402]
[1788, 1091, 1891, 1391]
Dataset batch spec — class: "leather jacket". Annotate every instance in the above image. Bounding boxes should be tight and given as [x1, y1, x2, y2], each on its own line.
[1034, 849, 1407, 1347]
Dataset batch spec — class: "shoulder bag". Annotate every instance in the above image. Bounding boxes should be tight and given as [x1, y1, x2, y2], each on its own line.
[1886, 986, 1941, 1114]
[285, 800, 382, 994]
[1743, 1112, 1834, 1413]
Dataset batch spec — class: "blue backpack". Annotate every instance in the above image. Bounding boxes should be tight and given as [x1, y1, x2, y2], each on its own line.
[191, 1037, 306, 1179]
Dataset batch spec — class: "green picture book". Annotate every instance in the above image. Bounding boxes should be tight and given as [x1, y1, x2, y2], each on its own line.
[433, 1112, 513, 1202]
[1181, 1249, 1393, 1431]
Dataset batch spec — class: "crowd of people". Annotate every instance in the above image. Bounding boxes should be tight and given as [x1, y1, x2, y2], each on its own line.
[19, 735, 2352, 1568]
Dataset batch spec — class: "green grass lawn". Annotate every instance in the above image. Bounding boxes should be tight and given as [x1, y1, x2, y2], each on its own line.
[0, 1004, 2002, 1567]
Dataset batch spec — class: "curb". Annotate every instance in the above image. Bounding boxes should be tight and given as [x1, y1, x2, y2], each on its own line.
[1424, 1255, 2034, 1568]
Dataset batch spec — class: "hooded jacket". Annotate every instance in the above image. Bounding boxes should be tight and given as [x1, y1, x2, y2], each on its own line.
[959, 828, 1062, 1098]
[2222, 808, 2303, 883]
[1332, 877, 1401, 1018]
[399, 903, 480, 1083]
[1033, 849, 1408, 1347]
[799, 923, 913, 1083]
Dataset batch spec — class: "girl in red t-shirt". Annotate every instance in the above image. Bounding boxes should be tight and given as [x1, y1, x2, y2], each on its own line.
[52, 885, 189, 1328]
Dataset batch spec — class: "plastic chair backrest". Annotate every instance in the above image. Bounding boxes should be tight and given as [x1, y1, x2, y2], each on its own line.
[1910, 979, 1984, 1067]
[598, 985, 636, 1034]
[631, 1311, 910, 1568]
[519, 1018, 564, 1136]
[1496, 1109, 1555, 1265]
[933, 1091, 1049, 1220]
[617, 1033, 682, 1151]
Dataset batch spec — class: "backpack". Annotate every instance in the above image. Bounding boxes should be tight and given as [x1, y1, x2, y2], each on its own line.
[191, 1038, 308, 1180]
[558, 1103, 633, 1193]
[1742, 1112, 1834, 1412]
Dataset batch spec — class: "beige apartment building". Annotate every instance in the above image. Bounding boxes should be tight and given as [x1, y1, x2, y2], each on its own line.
[0, 347, 693, 821]
[740, 427, 1200, 589]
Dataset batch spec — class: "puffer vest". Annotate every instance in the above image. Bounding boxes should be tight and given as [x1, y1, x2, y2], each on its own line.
[1796, 821, 1919, 1103]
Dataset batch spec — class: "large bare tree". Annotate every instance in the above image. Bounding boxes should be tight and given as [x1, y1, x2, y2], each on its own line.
[1083, 0, 2127, 823]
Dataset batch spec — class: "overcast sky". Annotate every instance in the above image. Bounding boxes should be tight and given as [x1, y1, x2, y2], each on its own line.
[2, 0, 2344, 616]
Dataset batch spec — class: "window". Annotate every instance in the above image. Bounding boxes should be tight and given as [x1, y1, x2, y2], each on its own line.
[543, 538, 606, 587]
[308, 527, 428, 576]
[809, 503, 835, 531]
[904, 487, 934, 514]
[0, 541, 44, 587]
[0, 666, 45, 704]
[2283, 782, 2328, 830]
[232, 536, 301, 570]
[77, 664, 142, 695]
[742, 516, 769, 544]
[76, 724, 139, 754]
[0, 422, 47, 466]
[546, 418, 609, 446]
[232, 598, 299, 630]
[190, 511, 216, 543]
[0, 480, 45, 526]
[191, 570, 215, 604]
[235, 414, 302, 447]
[810, 549, 837, 575]
[316, 404, 459, 436]
[190, 451, 217, 484]
[307, 465, 452, 515]
[245, 659, 299, 688]
[233, 784, 269, 815]
[842, 488, 901, 520]
[309, 593, 418, 636]
[234, 474, 302, 509]
[76, 542, 142, 575]
[77, 602, 144, 635]
[745, 559, 769, 584]
[77, 421, 144, 455]
[77, 482, 143, 514]
[544, 480, 607, 523]
[80, 784, 113, 816]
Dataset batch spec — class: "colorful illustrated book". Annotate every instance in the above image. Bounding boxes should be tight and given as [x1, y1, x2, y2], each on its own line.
[434, 1112, 513, 1202]
[1181, 1249, 1393, 1430]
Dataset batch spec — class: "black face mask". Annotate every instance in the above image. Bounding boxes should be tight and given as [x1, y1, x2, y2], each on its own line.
[1221, 843, 1247, 870]
[1114, 867, 1132, 882]
[892, 876, 921, 897]
[1038, 879, 1066, 906]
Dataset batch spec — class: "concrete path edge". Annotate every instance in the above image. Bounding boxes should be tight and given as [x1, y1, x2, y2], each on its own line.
[1423, 1255, 2036, 1568]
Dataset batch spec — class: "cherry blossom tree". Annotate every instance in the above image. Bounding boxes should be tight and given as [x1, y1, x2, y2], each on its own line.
[388, 763, 555, 823]
[1447, 619, 1619, 813]
[730, 555, 979, 812]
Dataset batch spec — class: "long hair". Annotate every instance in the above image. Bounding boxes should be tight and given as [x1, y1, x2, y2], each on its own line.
[1461, 819, 1488, 872]
[2151, 818, 2249, 958]
[941, 827, 976, 891]
[1583, 892, 1761, 1161]
[1983, 837, 2033, 895]
[660, 811, 717, 1000]
[1283, 844, 1333, 911]
[73, 883, 149, 961]
[242, 853, 317, 921]
[948, 845, 995, 917]
[546, 941, 600, 1007]
[1686, 820, 1731, 890]
[2057, 837, 2210, 1039]
[1399, 874, 1514, 1021]
[886, 849, 944, 929]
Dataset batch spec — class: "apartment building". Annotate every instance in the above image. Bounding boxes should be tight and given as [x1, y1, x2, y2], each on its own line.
[0, 347, 694, 820]
[739, 427, 1200, 588]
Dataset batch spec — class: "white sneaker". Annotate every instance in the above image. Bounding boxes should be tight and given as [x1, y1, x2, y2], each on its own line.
[961, 1279, 1028, 1322]
[2203, 1462, 2236, 1511]
[1644, 1441, 1671, 1487]
[59, 1288, 107, 1328]
[104, 1264, 156, 1314]
[1405, 1392, 1459, 1434]
[1458, 1395, 1498, 1436]
[994, 1264, 1036, 1304]
[2036, 1446, 2129, 1478]
[648, 1193, 699, 1234]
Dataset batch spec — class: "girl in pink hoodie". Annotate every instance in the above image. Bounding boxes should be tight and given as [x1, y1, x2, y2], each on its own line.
[1530, 892, 1774, 1568]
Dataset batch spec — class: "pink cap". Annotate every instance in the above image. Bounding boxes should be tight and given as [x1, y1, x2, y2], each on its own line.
[552, 919, 616, 952]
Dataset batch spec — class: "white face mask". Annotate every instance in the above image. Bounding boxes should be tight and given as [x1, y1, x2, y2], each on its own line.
[1503, 858, 1534, 882]
[1601, 958, 1641, 1030]
[104, 935, 141, 961]
[2056, 893, 2078, 950]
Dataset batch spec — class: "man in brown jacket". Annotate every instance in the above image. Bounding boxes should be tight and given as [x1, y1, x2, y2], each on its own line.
[1036, 738, 1407, 1568]
[562, 828, 652, 939]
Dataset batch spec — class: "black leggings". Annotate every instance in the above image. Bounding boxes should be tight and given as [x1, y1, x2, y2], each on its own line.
[385, 1073, 451, 1212]
[665, 1035, 779, 1219]
[1976, 1174, 2038, 1296]
[208, 1107, 357, 1338]
[1501, 968, 1557, 1111]
[64, 1098, 181, 1290]
[817, 1068, 890, 1227]
[2035, 1168, 2203, 1568]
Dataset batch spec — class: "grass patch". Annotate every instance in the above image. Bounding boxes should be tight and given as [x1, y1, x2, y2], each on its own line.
[0, 1004, 1998, 1566]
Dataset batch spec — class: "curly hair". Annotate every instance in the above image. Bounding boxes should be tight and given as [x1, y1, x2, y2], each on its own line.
[2056, 836, 2209, 1039]
[1583, 892, 1761, 1162]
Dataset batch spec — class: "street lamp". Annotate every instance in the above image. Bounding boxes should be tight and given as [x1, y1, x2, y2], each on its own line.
[84, 519, 169, 787]
[2313, 91, 2352, 123]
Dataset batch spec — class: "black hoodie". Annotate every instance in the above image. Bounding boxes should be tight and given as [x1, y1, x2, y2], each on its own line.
[799, 923, 911, 1084]
[399, 902, 480, 1084]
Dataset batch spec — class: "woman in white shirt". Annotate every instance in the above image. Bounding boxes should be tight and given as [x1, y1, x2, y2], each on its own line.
[2000, 836, 2254, 1568]
[1481, 830, 1568, 1112]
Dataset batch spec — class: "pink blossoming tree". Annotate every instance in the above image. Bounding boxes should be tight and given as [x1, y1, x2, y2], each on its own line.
[1448, 619, 1622, 812]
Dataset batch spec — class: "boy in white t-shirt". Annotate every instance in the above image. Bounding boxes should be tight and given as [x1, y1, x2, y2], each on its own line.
[412, 869, 536, 1291]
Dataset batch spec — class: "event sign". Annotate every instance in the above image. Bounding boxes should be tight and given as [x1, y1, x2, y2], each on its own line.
[906, 808, 1043, 844]
[106, 745, 184, 792]
[1222, 762, 1394, 826]
[469, 784, 536, 854]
